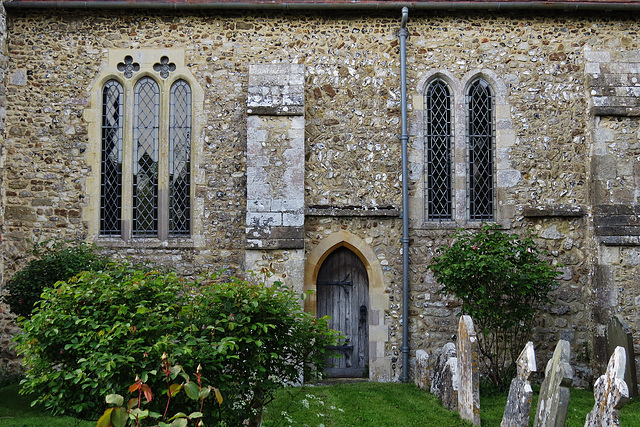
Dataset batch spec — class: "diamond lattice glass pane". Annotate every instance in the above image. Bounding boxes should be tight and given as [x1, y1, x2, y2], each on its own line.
[133, 77, 159, 236]
[169, 80, 191, 236]
[424, 79, 452, 221]
[468, 79, 494, 221]
[100, 80, 123, 236]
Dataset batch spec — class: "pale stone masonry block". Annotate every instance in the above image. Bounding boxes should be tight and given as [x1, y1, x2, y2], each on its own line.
[585, 62, 601, 75]
[272, 198, 304, 212]
[584, 49, 611, 63]
[247, 199, 271, 212]
[246, 212, 282, 228]
[282, 213, 304, 227]
[498, 169, 522, 188]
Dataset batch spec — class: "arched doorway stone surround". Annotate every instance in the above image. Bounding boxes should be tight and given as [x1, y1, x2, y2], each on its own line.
[304, 230, 391, 381]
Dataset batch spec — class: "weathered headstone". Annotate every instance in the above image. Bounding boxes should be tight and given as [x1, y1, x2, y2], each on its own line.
[584, 346, 630, 427]
[414, 349, 430, 391]
[431, 342, 457, 396]
[430, 342, 459, 410]
[607, 314, 638, 398]
[501, 341, 537, 427]
[533, 340, 573, 427]
[457, 315, 481, 426]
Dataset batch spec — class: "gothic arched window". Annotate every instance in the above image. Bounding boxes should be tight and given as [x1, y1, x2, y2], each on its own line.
[100, 75, 192, 239]
[424, 79, 453, 221]
[467, 78, 495, 221]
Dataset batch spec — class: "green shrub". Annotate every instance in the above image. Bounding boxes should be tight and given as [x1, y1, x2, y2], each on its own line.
[3, 239, 109, 318]
[187, 272, 338, 425]
[15, 264, 338, 425]
[429, 224, 561, 389]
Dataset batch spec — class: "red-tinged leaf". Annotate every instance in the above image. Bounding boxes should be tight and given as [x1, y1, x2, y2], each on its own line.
[97, 408, 114, 427]
[127, 398, 138, 410]
[110, 407, 128, 427]
[129, 382, 140, 393]
[141, 384, 153, 403]
[214, 387, 223, 405]
[168, 383, 182, 397]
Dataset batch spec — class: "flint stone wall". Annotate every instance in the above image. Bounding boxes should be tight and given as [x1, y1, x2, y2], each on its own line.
[0, 9, 640, 383]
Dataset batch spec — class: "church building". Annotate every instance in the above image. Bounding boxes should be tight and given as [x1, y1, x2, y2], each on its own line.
[1, 0, 640, 388]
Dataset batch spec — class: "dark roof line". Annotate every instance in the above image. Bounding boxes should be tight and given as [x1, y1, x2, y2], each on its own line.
[4, 0, 640, 12]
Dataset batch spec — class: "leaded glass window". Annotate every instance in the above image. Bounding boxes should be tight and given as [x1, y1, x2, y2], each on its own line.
[169, 80, 191, 235]
[100, 80, 123, 236]
[425, 79, 452, 221]
[467, 79, 494, 221]
[133, 77, 160, 236]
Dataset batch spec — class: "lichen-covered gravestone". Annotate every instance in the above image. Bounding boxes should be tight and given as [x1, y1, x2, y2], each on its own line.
[584, 346, 630, 427]
[501, 341, 536, 427]
[457, 315, 481, 426]
[430, 342, 458, 411]
[607, 314, 638, 398]
[534, 339, 573, 427]
[414, 349, 430, 391]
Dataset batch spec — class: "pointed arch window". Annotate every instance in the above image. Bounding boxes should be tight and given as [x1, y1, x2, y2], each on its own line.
[424, 79, 453, 221]
[169, 80, 192, 236]
[467, 78, 494, 221]
[100, 80, 123, 236]
[99, 76, 192, 239]
[133, 77, 160, 236]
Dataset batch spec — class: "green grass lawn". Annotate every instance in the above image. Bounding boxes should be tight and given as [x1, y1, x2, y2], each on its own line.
[0, 383, 94, 427]
[1, 380, 640, 426]
[262, 381, 640, 427]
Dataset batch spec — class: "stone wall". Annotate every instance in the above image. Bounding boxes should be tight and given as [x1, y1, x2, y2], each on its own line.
[1, 8, 640, 383]
[0, 2, 22, 380]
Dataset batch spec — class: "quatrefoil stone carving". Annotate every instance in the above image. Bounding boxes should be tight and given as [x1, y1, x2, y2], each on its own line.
[116, 55, 140, 79]
[153, 56, 176, 79]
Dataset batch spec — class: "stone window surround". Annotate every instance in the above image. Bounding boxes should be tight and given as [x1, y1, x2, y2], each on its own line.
[84, 49, 205, 248]
[410, 69, 516, 230]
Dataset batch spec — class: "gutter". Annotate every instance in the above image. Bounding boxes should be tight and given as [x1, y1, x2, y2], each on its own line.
[4, 1, 640, 11]
[398, 6, 410, 384]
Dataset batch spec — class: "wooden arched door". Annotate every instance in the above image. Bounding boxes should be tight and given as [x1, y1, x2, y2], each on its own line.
[317, 246, 369, 378]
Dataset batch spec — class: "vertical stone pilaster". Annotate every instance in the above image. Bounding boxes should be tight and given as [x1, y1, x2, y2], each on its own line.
[0, 2, 7, 287]
[244, 64, 305, 294]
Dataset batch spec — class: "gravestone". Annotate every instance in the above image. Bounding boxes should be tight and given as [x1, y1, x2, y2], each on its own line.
[430, 342, 458, 411]
[501, 341, 536, 427]
[430, 343, 458, 409]
[457, 315, 481, 426]
[414, 349, 430, 391]
[584, 346, 629, 427]
[534, 340, 573, 427]
[607, 314, 638, 398]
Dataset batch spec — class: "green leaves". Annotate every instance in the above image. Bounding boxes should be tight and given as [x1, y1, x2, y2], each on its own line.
[15, 264, 339, 424]
[429, 224, 561, 389]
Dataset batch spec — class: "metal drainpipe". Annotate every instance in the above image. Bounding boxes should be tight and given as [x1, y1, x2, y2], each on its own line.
[399, 6, 410, 384]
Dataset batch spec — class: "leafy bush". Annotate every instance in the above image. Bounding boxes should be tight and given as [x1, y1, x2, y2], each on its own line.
[429, 224, 560, 389]
[187, 272, 338, 425]
[3, 239, 109, 318]
[97, 355, 223, 427]
[15, 264, 338, 425]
